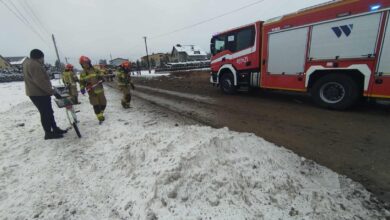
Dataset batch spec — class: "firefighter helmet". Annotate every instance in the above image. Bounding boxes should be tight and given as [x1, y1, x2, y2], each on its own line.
[79, 56, 91, 64]
[65, 64, 74, 71]
[120, 61, 131, 69]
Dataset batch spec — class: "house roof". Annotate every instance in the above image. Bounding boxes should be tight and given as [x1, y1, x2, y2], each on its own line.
[5, 56, 28, 65]
[0, 55, 11, 63]
[172, 45, 207, 56]
[110, 58, 128, 66]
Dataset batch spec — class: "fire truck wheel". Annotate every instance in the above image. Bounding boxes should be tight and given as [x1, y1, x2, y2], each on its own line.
[311, 74, 359, 110]
[220, 73, 236, 95]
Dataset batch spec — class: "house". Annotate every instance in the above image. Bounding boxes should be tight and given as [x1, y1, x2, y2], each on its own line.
[109, 58, 128, 67]
[171, 44, 208, 62]
[141, 53, 170, 68]
[0, 55, 11, 69]
[5, 56, 28, 69]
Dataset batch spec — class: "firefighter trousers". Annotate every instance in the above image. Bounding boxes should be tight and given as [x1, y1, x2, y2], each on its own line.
[119, 85, 131, 108]
[88, 92, 107, 121]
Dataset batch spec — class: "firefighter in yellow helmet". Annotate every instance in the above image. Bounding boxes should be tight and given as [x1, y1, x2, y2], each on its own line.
[116, 61, 135, 109]
[62, 64, 80, 104]
[79, 56, 107, 123]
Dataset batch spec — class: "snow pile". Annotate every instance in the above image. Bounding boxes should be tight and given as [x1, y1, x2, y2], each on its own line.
[0, 82, 388, 219]
[108, 127, 389, 219]
[0, 81, 27, 112]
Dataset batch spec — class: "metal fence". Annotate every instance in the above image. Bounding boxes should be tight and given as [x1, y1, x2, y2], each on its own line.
[155, 61, 210, 72]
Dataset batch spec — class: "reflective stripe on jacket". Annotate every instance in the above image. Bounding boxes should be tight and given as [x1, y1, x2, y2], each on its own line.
[62, 71, 78, 86]
[80, 68, 104, 95]
[116, 70, 131, 87]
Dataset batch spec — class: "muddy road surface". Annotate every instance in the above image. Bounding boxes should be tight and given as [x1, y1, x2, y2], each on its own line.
[126, 70, 390, 203]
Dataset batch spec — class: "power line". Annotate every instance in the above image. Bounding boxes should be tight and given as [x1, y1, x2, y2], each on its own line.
[7, 0, 50, 48]
[0, 0, 24, 25]
[0, 0, 50, 47]
[7, 0, 33, 27]
[149, 0, 267, 40]
[10, 0, 51, 45]
[21, 0, 51, 36]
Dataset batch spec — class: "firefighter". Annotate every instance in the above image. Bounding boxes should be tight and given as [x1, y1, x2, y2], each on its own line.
[107, 68, 115, 82]
[79, 56, 107, 123]
[116, 61, 135, 109]
[136, 60, 141, 76]
[100, 64, 110, 82]
[62, 64, 80, 104]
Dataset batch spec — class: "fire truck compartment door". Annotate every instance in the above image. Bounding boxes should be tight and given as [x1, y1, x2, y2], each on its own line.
[267, 27, 309, 75]
[378, 14, 390, 76]
[310, 13, 381, 60]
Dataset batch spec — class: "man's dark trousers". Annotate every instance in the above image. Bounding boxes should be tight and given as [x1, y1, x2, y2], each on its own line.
[29, 96, 58, 133]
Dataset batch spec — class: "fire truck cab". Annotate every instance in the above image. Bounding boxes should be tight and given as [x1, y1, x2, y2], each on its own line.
[210, 0, 390, 109]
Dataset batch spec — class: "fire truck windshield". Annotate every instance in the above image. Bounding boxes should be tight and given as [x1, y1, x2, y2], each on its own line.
[211, 35, 226, 56]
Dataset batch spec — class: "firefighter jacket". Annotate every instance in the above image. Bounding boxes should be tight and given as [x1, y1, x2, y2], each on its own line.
[116, 70, 132, 87]
[79, 67, 105, 96]
[62, 70, 78, 86]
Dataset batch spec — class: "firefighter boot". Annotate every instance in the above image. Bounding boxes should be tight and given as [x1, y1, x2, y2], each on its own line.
[121, 100, 127, 109]
[97, 112, 105, 122]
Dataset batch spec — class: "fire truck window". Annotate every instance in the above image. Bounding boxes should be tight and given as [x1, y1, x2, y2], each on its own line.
[213, 35, 226, 55]
[236, 27, 255, 51]
[226, 34, 236, 52]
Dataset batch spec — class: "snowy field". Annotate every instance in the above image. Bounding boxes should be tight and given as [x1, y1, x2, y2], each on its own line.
[0, 81, 389, 219]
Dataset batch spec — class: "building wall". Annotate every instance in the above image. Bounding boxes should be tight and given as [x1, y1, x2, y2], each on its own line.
[142, 53, 170, 67]
[0, 57, 11, 69]
[171, 51, 188, 62]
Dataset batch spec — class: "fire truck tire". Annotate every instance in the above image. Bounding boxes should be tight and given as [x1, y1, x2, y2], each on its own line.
[311, 74, 359, 110]
[220, 73, 236, 95]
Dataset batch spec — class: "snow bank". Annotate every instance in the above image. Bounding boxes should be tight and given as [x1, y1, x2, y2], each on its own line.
[0, 82, 388, 220]
[0, 81, 27, 113]
[133, 70, 170, 78]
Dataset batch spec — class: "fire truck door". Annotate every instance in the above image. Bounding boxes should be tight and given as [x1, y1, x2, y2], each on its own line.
[264, 27, 309, 90]
[373, 13, 390, 98]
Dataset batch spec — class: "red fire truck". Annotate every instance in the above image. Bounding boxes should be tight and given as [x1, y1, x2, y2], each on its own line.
[210, 0, 390, 109]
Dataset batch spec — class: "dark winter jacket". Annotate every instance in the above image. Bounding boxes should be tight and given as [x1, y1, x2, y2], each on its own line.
[23, 58, 54, 96]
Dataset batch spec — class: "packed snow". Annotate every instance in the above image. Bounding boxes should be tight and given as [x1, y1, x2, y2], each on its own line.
[0, 81, 389, 219]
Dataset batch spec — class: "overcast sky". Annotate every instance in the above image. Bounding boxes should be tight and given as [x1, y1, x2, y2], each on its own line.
[0, 0, 329, 65]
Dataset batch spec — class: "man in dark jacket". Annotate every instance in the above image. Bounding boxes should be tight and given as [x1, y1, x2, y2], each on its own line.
[23, 49, 67, 140]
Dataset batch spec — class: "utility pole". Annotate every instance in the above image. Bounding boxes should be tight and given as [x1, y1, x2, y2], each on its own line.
[143, 36, 151, 74]
[52, 34, 62, 83]
[110, 53, 113, 62]
[65, 57, 69, 64]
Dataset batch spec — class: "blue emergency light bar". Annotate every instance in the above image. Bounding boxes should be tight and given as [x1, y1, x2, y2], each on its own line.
[370, 4, 381, 11]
